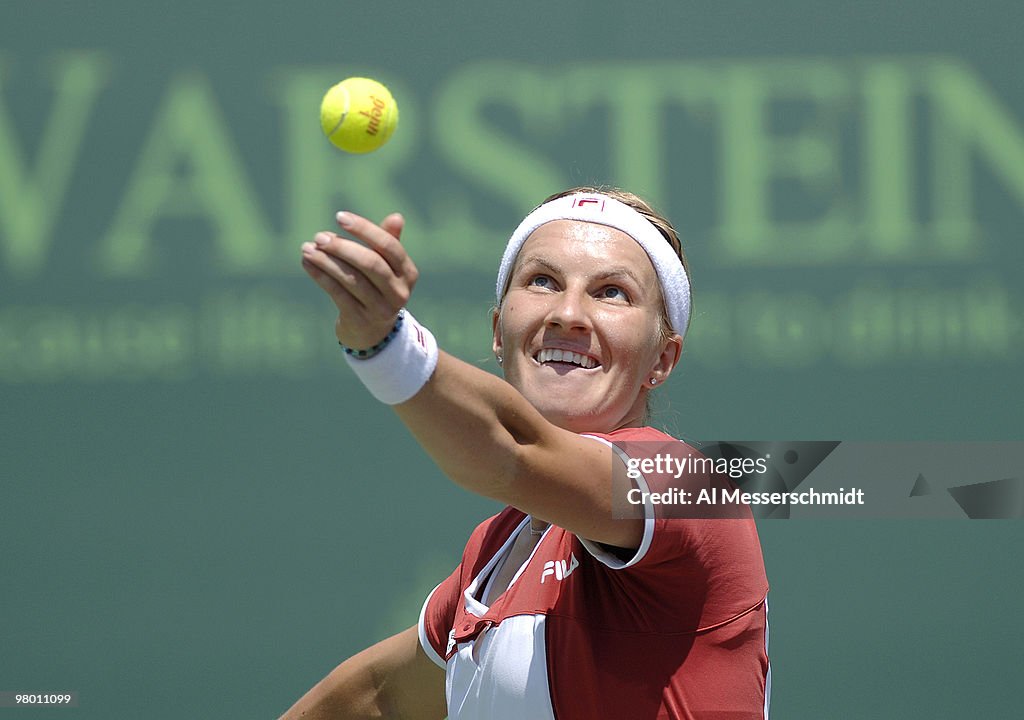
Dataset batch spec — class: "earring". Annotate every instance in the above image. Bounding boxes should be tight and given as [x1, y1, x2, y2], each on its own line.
[649, 377, 657, 385]
[497, 355, 503, 365]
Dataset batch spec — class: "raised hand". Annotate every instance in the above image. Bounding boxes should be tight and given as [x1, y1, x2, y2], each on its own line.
[300, 211, 419, 351]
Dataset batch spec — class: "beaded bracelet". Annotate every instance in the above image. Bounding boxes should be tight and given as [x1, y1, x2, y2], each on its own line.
[338, 310, 405, 359]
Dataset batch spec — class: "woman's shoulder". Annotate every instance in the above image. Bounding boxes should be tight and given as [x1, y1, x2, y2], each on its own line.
[583, 426, 700, 454]
[476, 505, 527, 532]
[462, 506, 528, 555]
[587, 426, 677, 442]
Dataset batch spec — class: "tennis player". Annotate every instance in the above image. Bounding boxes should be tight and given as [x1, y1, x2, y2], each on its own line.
[280, 187, 770, 719]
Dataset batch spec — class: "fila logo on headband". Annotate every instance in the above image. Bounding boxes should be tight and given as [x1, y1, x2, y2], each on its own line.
[571, 196, 606, 211]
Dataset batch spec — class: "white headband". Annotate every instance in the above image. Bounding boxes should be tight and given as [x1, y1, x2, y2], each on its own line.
[495, 193, 691, 334]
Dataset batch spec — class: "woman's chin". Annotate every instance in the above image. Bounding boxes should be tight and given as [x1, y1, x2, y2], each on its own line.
[514, 381, 637, 433]
[535, 404, 612, 434]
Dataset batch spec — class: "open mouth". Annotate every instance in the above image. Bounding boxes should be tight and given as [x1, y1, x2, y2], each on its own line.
[534, 348, 600, 369]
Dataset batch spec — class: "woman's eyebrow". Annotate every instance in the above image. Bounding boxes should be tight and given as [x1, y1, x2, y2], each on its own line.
[516, 258, 647, 289]
[515, 255, 560, 274]
[594, 266, 645, 287]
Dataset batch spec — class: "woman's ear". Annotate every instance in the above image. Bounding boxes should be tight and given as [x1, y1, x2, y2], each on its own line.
[649, 334, 682, 385]
[491, 306, 503, 363]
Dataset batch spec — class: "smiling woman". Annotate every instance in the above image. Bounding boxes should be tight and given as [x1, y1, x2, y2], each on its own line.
[282, 187, 770, 720]
[495, 219, 676, 433]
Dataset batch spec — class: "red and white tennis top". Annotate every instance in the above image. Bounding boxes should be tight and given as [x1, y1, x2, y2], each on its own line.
[418, 427, 771, 719]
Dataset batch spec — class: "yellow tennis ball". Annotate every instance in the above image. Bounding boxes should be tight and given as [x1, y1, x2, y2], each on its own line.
[320, 77, 399, 154]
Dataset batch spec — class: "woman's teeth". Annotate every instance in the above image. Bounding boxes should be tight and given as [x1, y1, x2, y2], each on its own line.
[535, 348, 597, 369]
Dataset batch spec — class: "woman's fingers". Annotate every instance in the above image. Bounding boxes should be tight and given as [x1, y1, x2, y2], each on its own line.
[379, 212, 405, 242]
[300, 211, 416, 348]
[336, 211, 419, 287]
[308, 232, 413, 310]
[300, 253, 365, 317]
[302, 247, 396, 349]
[301, 241, 374, 309]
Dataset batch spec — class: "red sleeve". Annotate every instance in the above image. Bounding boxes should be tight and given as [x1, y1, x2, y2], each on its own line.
[580, 427, 769, 631]
[417, 565, 461, 668]
[579, 427, 694, 570]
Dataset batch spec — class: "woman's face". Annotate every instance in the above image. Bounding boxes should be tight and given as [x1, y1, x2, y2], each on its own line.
[493, 220, 681, 434]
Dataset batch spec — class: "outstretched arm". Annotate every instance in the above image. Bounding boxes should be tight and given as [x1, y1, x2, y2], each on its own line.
[278, 625, 446, 720]
[395, 351, 642, 547]
[301, 212, 643, 549]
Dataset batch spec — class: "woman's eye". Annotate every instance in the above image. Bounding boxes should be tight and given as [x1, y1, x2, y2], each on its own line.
[529, 275, 554, 289]
[600, 286, 629, 301]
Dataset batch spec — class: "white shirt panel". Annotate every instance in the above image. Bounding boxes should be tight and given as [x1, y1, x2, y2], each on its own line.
[441, 516, 555, 719]
[445, 614, 554, 720]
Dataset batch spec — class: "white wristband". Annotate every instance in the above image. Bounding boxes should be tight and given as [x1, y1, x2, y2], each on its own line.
[344, 310, 439, 405]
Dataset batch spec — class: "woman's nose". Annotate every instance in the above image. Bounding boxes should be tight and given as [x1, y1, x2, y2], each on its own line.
[545, 289, 592, 332]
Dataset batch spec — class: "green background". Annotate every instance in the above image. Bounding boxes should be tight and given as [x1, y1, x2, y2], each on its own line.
[2, 1, 1022, 717]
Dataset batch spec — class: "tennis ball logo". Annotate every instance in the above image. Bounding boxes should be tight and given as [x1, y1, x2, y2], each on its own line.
[320, 77, 399, 154]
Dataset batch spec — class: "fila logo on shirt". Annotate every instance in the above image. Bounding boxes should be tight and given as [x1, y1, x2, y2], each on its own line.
[541, 553, 579, 583]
